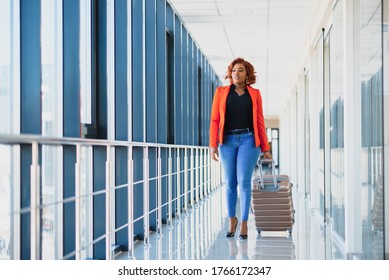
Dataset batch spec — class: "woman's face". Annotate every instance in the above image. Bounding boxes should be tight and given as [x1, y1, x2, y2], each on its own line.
[231, 63, 247, 84]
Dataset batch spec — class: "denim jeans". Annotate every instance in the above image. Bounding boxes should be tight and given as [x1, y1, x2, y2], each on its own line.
[219, 131, 261, 221]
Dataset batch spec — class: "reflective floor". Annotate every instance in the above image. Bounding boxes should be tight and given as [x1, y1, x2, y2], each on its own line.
[116, 180, 297, 260]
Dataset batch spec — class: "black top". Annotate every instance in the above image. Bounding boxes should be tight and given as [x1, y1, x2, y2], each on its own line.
[224, 85, 253, 131]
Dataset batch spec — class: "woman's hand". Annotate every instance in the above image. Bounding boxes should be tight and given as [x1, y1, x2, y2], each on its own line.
[263, 150, 272, 159]
[210, 147, 219, 161]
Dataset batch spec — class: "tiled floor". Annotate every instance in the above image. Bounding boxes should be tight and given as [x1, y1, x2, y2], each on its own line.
[116, 181, 297, 260]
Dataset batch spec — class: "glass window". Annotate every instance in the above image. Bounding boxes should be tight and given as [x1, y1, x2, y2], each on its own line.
[40, 0, 63, 259]
[41, 0, 63, 137]
[304, 72, 311, 197]
[0, 0, 13, 134]
[0, 145, 12, 260]
[266, 128, 279, 168]
[80, 146, 93, 259]
[313, 33, 325, 219]
[329, 1, 345, 257]
[310, 31, 326, 260]
[359, 0, 383, 260]
[80, 0, 92, 125]
[383, 0, 389, 258]
[0, 0, 19, 260]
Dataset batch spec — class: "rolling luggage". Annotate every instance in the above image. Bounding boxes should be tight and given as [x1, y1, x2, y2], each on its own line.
[251, 159, 295, 235]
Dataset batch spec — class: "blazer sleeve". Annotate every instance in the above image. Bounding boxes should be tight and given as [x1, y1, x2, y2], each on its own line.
[209, 87, 221, 148]
[256, 89, 270, 152]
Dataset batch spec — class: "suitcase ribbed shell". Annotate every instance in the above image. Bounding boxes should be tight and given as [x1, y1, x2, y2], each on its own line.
[251, 171, 295, 234]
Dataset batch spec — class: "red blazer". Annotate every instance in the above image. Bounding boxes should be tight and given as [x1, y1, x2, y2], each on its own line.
[209, 85, 270, 152]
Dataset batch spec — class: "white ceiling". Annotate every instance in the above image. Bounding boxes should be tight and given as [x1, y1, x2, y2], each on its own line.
[168, 0, 322, 119]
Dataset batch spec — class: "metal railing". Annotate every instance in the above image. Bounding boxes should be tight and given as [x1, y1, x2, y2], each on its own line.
[0, 134, 223, 260]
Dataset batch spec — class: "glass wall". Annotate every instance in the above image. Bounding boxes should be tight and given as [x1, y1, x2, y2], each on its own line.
[80, 0, 92, 125]
[41, 0, 62, 137]
[40, 0, 63, 259]
[0, 0, 17, 134]
[80, 146, 93, 259]
[359, 0, 384, 259]
[313, 34, 325, 220]
[0, 0, 18, 260]
[0, 0, 220, 260]
[0, 0, 12, 133]
[383, 0, 389, 259]
[310, 31, 326, 260]
[328, 1, 345, 258]
[304, 71, 311, 198]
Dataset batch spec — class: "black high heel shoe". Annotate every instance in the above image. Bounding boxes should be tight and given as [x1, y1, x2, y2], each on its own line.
[226, 217, 238, 237]
[239, 233, 248, 240]
[239, 222, 248, 240]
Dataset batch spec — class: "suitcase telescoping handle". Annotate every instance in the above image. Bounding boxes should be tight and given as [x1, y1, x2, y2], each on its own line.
[257, 158, 278, 190]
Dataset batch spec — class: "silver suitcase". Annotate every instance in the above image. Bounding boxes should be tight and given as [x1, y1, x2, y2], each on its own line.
[251, 159, 295, 234]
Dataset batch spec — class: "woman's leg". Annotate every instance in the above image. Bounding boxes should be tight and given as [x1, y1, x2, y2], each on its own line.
[219, 135, 238, 219]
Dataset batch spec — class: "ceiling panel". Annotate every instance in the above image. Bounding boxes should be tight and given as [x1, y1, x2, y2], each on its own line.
[168, 0, 321, 118]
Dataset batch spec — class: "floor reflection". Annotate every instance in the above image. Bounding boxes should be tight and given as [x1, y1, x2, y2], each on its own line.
[116, 186, 225, 260]
[252, 234, 296, 260]
[116, 184, 298, 260]
[226, 238, 250, 260]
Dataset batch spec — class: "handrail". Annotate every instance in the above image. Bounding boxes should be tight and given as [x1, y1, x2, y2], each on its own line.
[0, 133, 224, 260]
[0, 133, 207, 149]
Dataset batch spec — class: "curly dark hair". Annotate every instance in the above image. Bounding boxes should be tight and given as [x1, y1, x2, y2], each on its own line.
[225, 57, 257, 85]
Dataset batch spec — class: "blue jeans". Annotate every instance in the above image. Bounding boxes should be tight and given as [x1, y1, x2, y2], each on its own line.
[219, 132, 260, 221]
